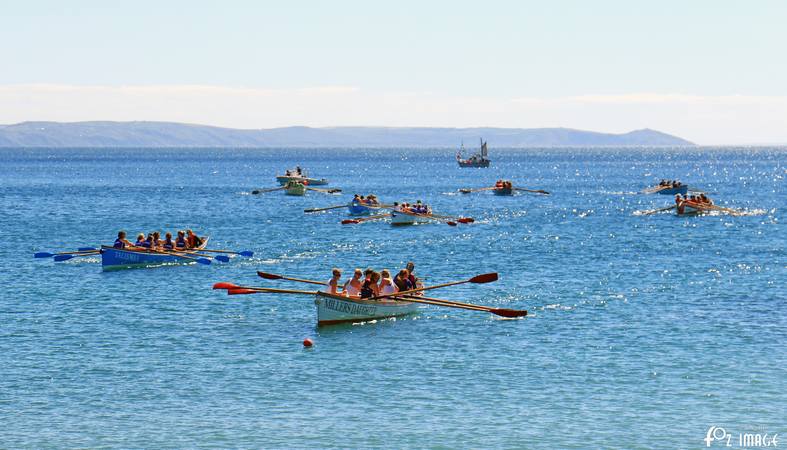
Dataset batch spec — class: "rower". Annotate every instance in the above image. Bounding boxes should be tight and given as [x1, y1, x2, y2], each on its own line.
[379, 270, 398, 295]
[114, 231, 133, 249]
[152, 231, 162, 249]
[186, 229, 203, 248]
[405, 262, 419, 288]
[343, 268, 363, 297]
[394, 269, 412, 292]
[175, 231, 187, 249]
[360, 271, 380, 299]
[135, 233, 148, 248]
[162, 232, 175, 250]
[324, 268, 342, 294]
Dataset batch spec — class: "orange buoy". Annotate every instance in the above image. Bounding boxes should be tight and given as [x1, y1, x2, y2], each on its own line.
[303, 338, 314, 347]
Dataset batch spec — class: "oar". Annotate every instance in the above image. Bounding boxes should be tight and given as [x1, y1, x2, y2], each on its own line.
[251, 186, 286, 195]
[642, 185, 668, 194]
[401, 295, 527, 318]
[145, 248, 211, 265]
[53, 252, 101, 262]
[213, 282, 317, 294]
[426, 212, 475, 224]
[371, 273, 498, 300]
[514, 187, 550, 195]
[638, 205, 676, 215]
[459, 187, 495, 194]
[257, 271, 328, 285]
[341, 213, 391, 225]
[704, 204, 744, 216]
[198, 249, 254, 257]
[306, 187, 342, 194]
[304, 204, 351, 213]
[35, 249, 100, 258]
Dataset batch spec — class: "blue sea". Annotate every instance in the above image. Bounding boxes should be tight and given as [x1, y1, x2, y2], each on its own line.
[1, 147, 784, 449]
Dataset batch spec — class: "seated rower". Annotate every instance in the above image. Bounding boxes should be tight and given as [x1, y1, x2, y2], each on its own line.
[114, 231, 133, 249]
[175, 230, 188, 249]
[324, 268, 342, 295]
[162, 232, 175, 250]
[343, 268, 363, 297]
[144, 234, 155, 249]
[353, 194, 361, 204]
[379, 270, 398, 295]
[134, 233, 148, 248]
[394, 269, 413, 292]
[405, 261, 420, 289]
[152, 231, 163, 249]
[359, 270, 380, 299]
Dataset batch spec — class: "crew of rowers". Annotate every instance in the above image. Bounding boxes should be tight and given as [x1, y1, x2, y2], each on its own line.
[113, 229, 203, 251]
[323, 262, 421, 300]
[659, 179, 684, 188]
[675, 193, 713, 206]
[284, 166, 303, 177]
[495, 180, 513, 190]
[352, 194, 380, 205]
[392, 200, 430, 214]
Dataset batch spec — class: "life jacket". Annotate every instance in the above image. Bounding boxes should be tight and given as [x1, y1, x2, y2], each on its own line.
[114, 238, 125, 249]
[163, 239, 174, 250]
[175, 237, 187, 248]
[137, 240, 151, 248]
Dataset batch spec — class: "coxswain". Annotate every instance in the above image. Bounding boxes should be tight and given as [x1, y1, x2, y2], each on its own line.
[343, 268, 363, 297]
[324, 268, 342, 294]
[186, 229, 203, 249]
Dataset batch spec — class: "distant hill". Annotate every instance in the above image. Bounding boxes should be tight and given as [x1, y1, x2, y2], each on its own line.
[0, 121, 694, 147]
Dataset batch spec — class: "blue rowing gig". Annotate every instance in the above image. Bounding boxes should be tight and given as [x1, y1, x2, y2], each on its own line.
[348, 202, 375, 215]
[658, 185, 688, 195]
[100, 237, 210, 271]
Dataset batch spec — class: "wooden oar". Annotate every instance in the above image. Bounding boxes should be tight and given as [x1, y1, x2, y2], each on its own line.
[642, 185, 668, 194]
[426, 212, 475, 223]
[306, 187, 342, 194]
[178, 250, 230, 262]
[198, 249, 254, 257]
[459, 187, 495, 194]
[251, 186, 286, 195]
[257, 271, 328, 286]
[370, 272, 498, 300]
[341, 213, 391, 225]
[144, 248, 212, 264]
[704, 204, 744, 216]
[514, 187, 550, 195]
[229, 286, 319, 295]
[53, 251, 101, 262]
[638, 205, 676, 215]
[304, 204, 351, 213]
[401, 295, 526, 318]
[35, 249, 100, 258]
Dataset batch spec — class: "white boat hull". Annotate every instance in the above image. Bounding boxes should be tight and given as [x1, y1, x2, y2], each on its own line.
[390, 210, 432, 225]
[314, 292, 420, 325]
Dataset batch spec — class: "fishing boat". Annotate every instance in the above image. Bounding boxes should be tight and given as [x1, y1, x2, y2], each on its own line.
[456, 139, 491, 168]
[276, 167, 329, 186]
[314, 292, 421, 326]
[284, 180, 307, 196]
[100, 237, 210, 270]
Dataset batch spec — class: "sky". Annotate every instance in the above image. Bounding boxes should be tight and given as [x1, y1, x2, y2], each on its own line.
[1, 0, 786, 144]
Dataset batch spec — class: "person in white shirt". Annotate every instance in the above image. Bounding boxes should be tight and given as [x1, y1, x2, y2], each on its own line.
[324, 268, 342, 294]
[342, 268, 363, 297]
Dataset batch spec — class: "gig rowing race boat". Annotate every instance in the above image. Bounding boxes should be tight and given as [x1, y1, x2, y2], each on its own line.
[493, 181, 514, 196]
[284, 180, 307, 196]
[657, 185, 689, 195]
[390, 208, 433, 225]
[348, 202, 375, 216]
[676, 201, 706, 216]
[101, 237, 210, 270]
[314, 292, 421, 326]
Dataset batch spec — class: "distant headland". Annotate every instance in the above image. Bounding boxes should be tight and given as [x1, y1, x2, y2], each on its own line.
[0, 121, 694, 147]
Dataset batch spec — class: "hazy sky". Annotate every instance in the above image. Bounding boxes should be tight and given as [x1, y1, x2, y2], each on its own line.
[2, 0, 786, 144]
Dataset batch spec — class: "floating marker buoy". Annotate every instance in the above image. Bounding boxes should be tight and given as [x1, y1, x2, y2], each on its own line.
[303, 338, 313, 347]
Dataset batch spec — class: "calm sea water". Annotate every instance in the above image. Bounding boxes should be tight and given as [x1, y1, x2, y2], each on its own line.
[0, 147, 784, 449]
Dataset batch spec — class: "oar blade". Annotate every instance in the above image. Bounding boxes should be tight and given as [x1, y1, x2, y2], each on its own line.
[53, 254, 74, 262]
[239, 250, 254, 257]
[491, 308, 528, 318]
[34, 252, 54, 258]
[257, 271, 283, 280]
[341, 219, 359, 225]
[214, 255, 231, 263]
[213, 282, 239, 290]
[469, 272, 498, 284]
[459, 189, 471, 194]
[457, 217, 474, 224]
[447, 221, 457, 226]
[227, 288, 260, 295]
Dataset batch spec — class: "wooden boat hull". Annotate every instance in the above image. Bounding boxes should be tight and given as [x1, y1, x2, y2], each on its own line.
[457, 159, 490, 168]
[676, 203, 704, 216]
[100, 237, 210, 271]
[390, 210, 432, 225]
[658, 185, 688, 195]
[285, 182, 306, 196]
[348, 203, 375, 216]
[492, 187, 513, 196]
[276, 176, 328, 186]
[314, 292, 421, 326]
